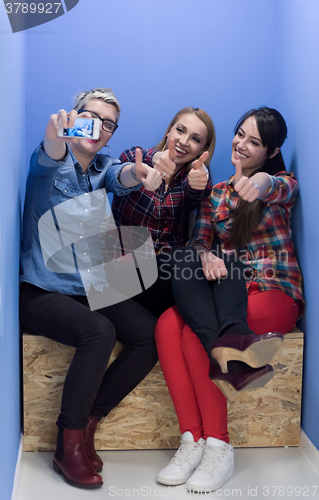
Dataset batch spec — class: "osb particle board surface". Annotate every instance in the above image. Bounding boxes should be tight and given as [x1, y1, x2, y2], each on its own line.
[23, 328, 303, 451]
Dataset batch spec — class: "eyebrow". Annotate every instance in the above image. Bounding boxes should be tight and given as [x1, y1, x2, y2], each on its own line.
[87, 110, 117, 122]
[239, 126, 262, 143]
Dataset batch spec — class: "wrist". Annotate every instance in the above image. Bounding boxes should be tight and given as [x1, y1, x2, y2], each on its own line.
[151, 151, 161, 167]
[252, 172, 271, 197]
[131, 164, 142, 183]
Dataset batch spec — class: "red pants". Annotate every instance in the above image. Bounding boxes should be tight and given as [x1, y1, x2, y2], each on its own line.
[247, 282, 299, 334]
[155, 287, 299, 443]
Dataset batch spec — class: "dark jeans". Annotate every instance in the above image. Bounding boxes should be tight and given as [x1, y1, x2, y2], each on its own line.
[131, 245, 249, 353]
[171, 245, 249, 353]
[20, 283, 158, 430]
[130, 252, 176, 318]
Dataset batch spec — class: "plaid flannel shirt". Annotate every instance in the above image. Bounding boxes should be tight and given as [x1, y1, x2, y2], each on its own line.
[189, 171, 304, 315]
[111, 147, 212, 254]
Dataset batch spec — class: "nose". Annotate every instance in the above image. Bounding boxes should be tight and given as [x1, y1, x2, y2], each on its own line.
[236, 136, 247, 150]
[179, 135, 189, 146]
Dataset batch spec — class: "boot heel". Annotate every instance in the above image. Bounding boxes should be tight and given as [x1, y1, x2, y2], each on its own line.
[211, 347, 229, 373]
[211, 379, 238, 403]
[53, 461, 62, 475]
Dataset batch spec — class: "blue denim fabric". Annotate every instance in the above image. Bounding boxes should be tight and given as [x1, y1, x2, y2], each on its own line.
[20, 143, 140, 295]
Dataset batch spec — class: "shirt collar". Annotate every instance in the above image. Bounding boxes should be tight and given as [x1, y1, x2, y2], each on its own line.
[227, 175, 235, 187]
[68, 146, 102, 172]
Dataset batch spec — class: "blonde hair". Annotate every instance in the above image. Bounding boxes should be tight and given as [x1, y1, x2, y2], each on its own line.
[156, 107, 216, 171]
[73, 88, 121, 114]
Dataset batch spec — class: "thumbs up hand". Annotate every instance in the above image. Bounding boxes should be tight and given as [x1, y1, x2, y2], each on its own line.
[133, 148, 162, 191]
[232, 159, 260, 202]
[152, 138, 177, 179]
[188, 151, 210, 190]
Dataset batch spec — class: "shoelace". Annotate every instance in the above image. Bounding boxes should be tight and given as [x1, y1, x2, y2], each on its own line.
[196, 446, 228, 472]
[170, 440, 203, 467]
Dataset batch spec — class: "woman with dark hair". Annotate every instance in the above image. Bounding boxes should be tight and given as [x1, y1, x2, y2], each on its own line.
[183, 106, 303, 337]
[154, 107, 304, 493]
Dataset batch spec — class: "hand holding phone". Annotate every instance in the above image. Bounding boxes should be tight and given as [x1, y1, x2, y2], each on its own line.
[58, 117, 100, 140]
[44, 109, 101, 161]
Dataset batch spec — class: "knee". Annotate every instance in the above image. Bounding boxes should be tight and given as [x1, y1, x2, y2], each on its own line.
[155, 306, 185, 343]
[78, 315, 116, 352]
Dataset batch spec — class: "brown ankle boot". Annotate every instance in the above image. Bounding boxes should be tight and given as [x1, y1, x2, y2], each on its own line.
[53, 428, 103, 489]
[83, 416, 104, 472]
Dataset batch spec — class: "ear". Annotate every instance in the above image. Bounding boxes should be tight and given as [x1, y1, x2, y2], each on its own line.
[269, 147, 280, 159]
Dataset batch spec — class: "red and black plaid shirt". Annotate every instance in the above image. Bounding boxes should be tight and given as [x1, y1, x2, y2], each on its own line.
[111, 147, 212, 254]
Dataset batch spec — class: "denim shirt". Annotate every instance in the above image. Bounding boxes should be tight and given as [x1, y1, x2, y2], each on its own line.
[20, 143, 141, 295]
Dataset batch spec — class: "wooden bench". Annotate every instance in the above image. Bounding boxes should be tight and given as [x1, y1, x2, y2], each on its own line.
[23, 328, 303, 451]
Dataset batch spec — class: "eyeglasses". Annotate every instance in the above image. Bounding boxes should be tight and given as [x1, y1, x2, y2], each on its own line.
[78, 109, 119, 134]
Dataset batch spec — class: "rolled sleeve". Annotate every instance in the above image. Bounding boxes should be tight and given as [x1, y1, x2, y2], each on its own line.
[258, 172, 299, 205]
[183, 175, 213, 201]
[104, 161, 143, 196]
[29, 143, 72, 176]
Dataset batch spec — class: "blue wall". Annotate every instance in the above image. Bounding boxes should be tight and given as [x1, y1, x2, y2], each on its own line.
[0, 12, 26, 500]
[25, 0, 280, 183]
[1, 1, 319, 497]
[277, 0, 319, 449]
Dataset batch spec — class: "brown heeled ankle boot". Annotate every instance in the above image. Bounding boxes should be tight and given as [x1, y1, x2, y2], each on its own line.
[83, 416, 104, 472]
[53, 428, 103, 489]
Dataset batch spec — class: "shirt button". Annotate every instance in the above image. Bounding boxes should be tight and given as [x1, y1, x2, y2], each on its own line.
[87, 269, 90, 272]
[156, 239, 159, 242]
[80, 222, 83, 226]
[84, 252, 87, 255]
[80, 236, 83, 239]
[85, 209, 88, 212]
[84, 193, 88, 196]
[64, 190, 67, 193]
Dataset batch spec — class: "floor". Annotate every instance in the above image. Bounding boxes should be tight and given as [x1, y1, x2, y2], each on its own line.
[15, 440, 319, 500]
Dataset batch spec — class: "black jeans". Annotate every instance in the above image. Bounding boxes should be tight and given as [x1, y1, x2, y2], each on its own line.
[131, 245, 249, 354]
[171, 245, 249, 354]
[20, 283, 158, 430]
[130, 251, 176, 318]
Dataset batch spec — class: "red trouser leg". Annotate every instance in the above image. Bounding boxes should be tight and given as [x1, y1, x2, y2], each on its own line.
[247, 283, 299, 335]
[181, 324, 229, 442]
[155, 306, 228, 443]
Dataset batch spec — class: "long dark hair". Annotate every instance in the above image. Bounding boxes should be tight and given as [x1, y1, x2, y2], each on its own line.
[230, 107, 288, 249]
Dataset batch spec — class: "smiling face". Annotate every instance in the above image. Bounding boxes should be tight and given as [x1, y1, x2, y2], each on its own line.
[70, 99, 119, 162]
[231, 116, 269, 177]
[166, 113, 208, 166]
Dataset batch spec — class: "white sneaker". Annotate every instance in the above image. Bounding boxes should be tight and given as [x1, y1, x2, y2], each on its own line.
[185, 437, 234, 492]
[156, 432, 205, 486]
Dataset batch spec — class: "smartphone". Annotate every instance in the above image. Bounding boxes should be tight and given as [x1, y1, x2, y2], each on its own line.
[58, 118, 100, 140]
